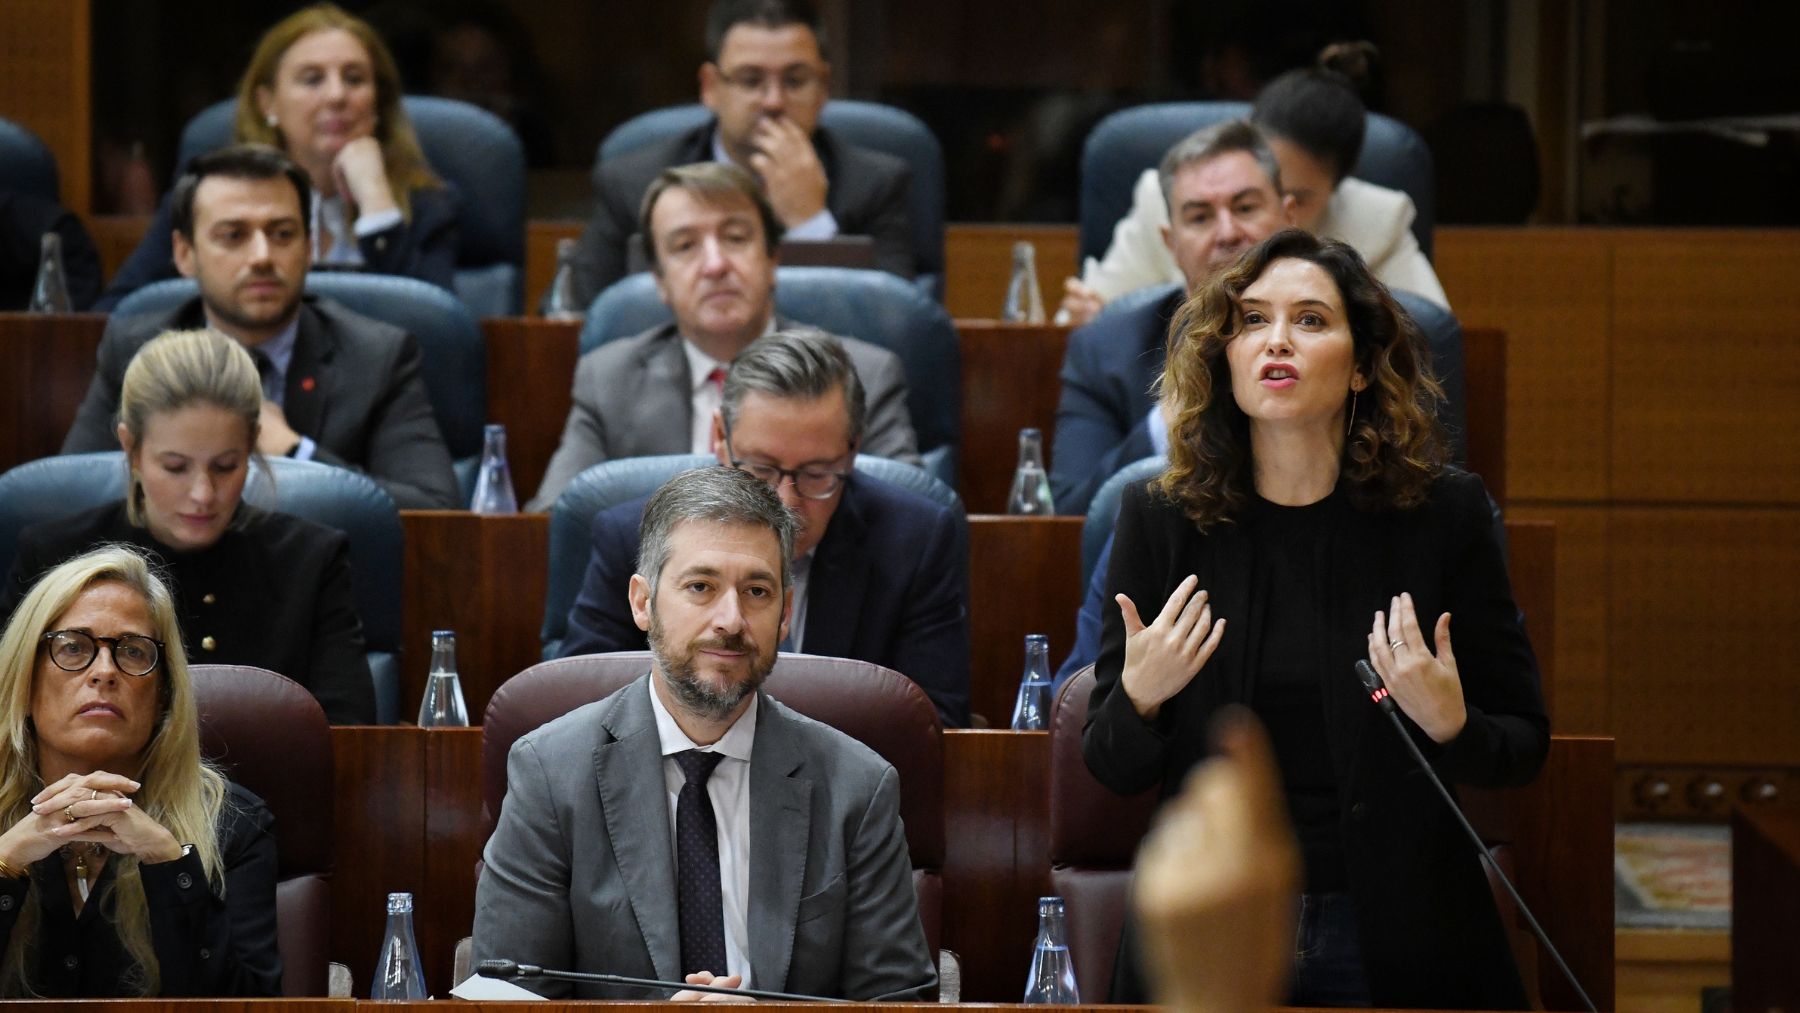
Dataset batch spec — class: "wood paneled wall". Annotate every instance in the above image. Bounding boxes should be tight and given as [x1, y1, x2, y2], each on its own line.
[0, 1, 91, 213]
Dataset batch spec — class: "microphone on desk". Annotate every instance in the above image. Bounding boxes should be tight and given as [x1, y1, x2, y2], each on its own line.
[476, 958, 849, 1002]
[1352, 661, 1597, 1013]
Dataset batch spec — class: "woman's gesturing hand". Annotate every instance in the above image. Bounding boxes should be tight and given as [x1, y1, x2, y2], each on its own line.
[1367, 592, 1467, 744]
[1117, 574, 1227, 721]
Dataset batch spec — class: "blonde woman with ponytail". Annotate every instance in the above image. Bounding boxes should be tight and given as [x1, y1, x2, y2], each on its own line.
[0, 545, 280, 996]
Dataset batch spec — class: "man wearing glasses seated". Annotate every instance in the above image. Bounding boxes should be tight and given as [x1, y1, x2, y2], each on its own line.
[559, 0, 916, 306]
[560, 330, 970, 727]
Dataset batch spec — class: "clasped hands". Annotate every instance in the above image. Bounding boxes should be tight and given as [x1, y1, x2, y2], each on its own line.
[0, 771, 183, 869]
[1118, 583, 1467, 743]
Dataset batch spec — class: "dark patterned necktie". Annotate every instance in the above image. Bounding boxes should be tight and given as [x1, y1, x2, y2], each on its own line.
[248, 345, 279, 404]
[673, 749, 727, 977]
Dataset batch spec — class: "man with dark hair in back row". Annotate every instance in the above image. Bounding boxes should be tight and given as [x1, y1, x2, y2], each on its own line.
[559, 0, 916, 307]
[62, 143, 459, 510]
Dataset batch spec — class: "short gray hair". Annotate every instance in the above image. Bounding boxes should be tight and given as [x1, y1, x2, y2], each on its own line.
[1158, 120, 1284, 217]
[637, 467, 799, 594]
[719, 329, 867, 445]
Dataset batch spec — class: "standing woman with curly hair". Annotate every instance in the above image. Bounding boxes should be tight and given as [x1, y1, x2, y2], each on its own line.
[1085, 229, 1546, 1009]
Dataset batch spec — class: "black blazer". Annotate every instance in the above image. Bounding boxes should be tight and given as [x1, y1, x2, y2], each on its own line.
[61, 293, 459, 510]
[560, 472, 971, 727]
[1085, 470, 1547, 1009]
[94, 183, 460, 311]
[5, 501, 376, 725]
[563, 119, 915, 308]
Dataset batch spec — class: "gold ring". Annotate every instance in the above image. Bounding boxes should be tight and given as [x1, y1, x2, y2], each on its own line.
[63, 804, 76, 824]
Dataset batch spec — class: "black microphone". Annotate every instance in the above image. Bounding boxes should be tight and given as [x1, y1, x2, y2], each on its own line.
[477, 958, 848, 1002]
[1353, 661, 1596, 1013]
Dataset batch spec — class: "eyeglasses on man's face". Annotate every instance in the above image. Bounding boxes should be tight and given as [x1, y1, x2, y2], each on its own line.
[721, 427, 851, 500]
[40, 630, 163, 677]
[714, 65, 823, 98]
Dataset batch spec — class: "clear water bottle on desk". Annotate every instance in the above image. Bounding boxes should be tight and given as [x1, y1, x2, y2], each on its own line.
[1011, 634, 1053, 730]
[1007, 428, 1056, 515]
[29, 232, 71, 313]
[544, 237, 585, 321]
[1002, 240, 1046, 324]
[371, 891, 428, 999]
[1023, 895, 1080, 1004]
[417, 630, 469, 727]
[471, 423, 518, 514]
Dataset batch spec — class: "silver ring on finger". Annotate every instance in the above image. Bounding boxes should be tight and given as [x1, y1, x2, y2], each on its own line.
[1389, 639, 1405, 651]
[90, 788, 100, 801]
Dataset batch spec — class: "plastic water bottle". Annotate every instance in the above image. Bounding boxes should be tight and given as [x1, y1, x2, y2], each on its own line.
[544, 237, 585, 320]
[470, 424, 518, 515]
[1010, 634, 1053, 730]
[28, 232, 71, 313]
[370, 892, 428, 999]
[1002, 240, 1046, 324]
[416, 630, 469, 728]
[1006, 428, 1056, 515]
[1023, 896, 1080, 1004]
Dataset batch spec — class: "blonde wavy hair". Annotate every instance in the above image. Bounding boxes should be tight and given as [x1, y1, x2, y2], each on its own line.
[0, 547, 227, 996]
[1157, 229, 1449, 527]
[232, 2, 440, 216]
[118, 328, 264, 530]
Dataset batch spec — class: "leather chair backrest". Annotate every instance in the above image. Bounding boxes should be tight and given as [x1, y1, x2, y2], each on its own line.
[1048, 667, 1157, 1001]
[0, 116, 59, 201]
[0, 454, 404, 722]
[541, 455, 965, 658]
[175, 96, 526, 315]
[578, 266, 960, 478]
[1081, 456, 1165, 590]
[597, 100, 946, 287]
[111, 275, 487, 469]
[1078, 101, 1436, 263]
[190, 664, 333, 995]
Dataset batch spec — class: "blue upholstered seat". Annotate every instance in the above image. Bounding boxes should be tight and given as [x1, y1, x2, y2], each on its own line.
[0, 116, 59, 201]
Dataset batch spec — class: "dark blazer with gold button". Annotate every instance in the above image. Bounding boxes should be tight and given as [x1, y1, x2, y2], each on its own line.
[4, 501, 376, 724]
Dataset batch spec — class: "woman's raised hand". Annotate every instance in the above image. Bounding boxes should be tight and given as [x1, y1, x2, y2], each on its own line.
[332, 136, 399, 218]
[1117, 575, 1227, 720]
[1366, 592, 1467, 744]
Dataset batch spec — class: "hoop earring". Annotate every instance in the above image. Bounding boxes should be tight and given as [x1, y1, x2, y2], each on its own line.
[1347, 390, 1359, 437]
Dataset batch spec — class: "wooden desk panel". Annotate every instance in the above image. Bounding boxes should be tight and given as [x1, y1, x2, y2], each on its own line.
[482, 318, 580, 500]
[89, 214, 153, 284]
[0, 312, 104, 472]
[967, 516, 1083, 726]
[424, 728, 486, 995]
[943, 223, 1080, 322]
[941, 730, 1049, 1002]
[1461, 327, 1507, 505]
[1504, 520, 1556, 720]
[329, 726, 425, 996]
[1732, 803, 1800, 1013]
[400, 512, 550, 722]
[956, 321, 1071, 514]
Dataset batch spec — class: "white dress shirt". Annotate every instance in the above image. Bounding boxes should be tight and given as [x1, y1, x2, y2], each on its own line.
[311, 192, 403, 267]
[784, 551, 813, 651]
[680, 340, 732, 454]
[649, 681, 757, 985]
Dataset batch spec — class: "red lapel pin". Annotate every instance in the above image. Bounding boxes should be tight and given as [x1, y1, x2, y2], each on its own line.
[301, 376, 316, 392]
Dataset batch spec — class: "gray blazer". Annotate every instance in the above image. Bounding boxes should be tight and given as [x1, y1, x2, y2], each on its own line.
[526, 320, 919, 511]
[471, 676, 937, 1001]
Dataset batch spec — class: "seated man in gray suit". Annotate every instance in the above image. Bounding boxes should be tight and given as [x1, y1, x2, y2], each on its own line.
[527, 160, 917, 510]
[473, 466, 937, 1001]
[62, 145, 459, 509]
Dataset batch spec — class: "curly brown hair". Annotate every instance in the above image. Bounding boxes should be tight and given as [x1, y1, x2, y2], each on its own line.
[1156, 229, 1448, 527]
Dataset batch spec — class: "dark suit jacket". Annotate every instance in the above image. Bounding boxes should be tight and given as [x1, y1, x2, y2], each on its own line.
[5, 501, 376, 725]
[94, 184, 460, 311]
[61, 294, 459, 509]
[1086, 471, 1547, 1009]
[561, 473, 970, 727]
[565, 120, 914, 307]
[471, 676, 937, 1001]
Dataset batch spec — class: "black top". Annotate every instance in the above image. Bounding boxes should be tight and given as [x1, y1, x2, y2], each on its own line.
[1243, 494, 1344, 893]
[0, 781, 282, 997]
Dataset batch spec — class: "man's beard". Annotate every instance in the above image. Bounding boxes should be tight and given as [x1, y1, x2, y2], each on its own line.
[647, 610, 776, 721]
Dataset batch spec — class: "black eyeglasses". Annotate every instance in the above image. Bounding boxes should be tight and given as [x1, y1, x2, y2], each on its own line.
[721, 421, 851, 501]
[40, 630, 163, 677]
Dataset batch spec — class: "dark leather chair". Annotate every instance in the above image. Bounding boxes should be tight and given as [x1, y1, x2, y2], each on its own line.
[1078, 101, 1436, 263]
[579, 266, 960, 485]
[1048, 667, 1156, 1000]
[0, 453, 405, 722]
[1081, 456, 1164, 590]
[175, 96, 526, 315]
[190, 663, 334, 996]
[540, 453, 965, 658]
[480, 652, 946, 954]
[111, 274, 488, 502]
[598, 101, 946, 296]
[0, 116, 59, 201]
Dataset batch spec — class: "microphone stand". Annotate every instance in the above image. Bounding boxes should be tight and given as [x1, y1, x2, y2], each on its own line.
[1354, 661, 1597, 1013]
[477, 959, 850, 1002]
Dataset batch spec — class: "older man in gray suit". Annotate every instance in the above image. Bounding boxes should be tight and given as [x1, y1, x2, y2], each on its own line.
[526, 162, 918, 511]
[474, 467, 936, 1000]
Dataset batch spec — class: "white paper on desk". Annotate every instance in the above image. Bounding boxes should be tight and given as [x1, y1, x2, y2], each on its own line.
[450, 973, 545, 1000]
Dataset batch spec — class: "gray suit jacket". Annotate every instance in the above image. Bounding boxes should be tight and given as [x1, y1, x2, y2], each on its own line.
[62, 295, 460, 509]
[471, 676, 937, 1000]
[526, 319, 919, 511]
